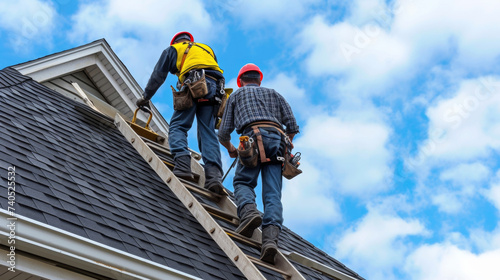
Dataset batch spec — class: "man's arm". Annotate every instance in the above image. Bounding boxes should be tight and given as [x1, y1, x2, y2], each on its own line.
[220, 141, 237, 158]
[143, 47, 178, 100]
[218, 96, 237, 157]
[276, 92, 299, 134]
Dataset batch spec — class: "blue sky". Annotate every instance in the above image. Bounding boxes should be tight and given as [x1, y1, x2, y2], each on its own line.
[2, 0, 500, 279]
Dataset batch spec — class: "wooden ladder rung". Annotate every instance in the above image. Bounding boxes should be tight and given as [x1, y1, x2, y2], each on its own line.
[143, 138, 173, 156]
[181, 180, 224, 202]
[247, 255, 292, 279]
[156, 154, 174, 166]
[141, 135, 169, 148]
[202, 203, 239, 225]
[224, 228, 261, 249]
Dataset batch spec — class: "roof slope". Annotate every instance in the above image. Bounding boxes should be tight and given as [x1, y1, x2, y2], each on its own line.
[0, 67, 364, 280]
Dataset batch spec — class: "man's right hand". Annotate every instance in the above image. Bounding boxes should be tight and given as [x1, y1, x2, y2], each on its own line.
[228, 146, 238, 158]
[136, 97, 150, 108]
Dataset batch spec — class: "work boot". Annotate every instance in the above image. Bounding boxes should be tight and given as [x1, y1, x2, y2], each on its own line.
[235, 204, 262, 238]
[204, 165, 224, 194]
[173, 155, 194, 181]
[260, 225, 280, 264]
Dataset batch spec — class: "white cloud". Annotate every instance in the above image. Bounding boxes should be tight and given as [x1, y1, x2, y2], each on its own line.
[392, 0, 500, 72]
[226, 0, 322, 31]
[439, 162, 490, 186]
[69, 0, 218, 87]
[405, 243, 500, 280]
[469, 225, 500, 252]
[296, 112, 393, 196]
[264, 73, 318, 120]
[346, 0, 390, 26]
[430, 191, 462, 214]
[298, 16, 411, 99]
[0, 0, 57, 50]
[282, 158, 342, 235]
[409, 77, 500, 168]
[430, 162, 491, 213]
[484, 171, 500, 214]
[332, 208, 427, 280]
[486, 184, 500, 214]
[297, 0, 500, 99]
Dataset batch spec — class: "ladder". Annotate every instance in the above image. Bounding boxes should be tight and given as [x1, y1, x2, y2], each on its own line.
[114, 113, 306, 280]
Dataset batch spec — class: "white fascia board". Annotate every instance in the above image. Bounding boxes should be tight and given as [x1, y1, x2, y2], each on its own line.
[283, 251, 360, 280]
[0, 210, 201, 280]
[94, 59, 139, 116]
[19, 55, 97, 83]
[100, 42, 143, 98]
[98, 42, 170, 133]
[13, 42, 104, 78]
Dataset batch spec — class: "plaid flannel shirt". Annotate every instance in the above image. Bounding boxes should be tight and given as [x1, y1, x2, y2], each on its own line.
[218, 84, 299, 142]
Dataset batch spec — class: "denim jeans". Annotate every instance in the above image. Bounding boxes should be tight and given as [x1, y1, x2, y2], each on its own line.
[234, 128, 283, 228]
[169, 77, 223, 175]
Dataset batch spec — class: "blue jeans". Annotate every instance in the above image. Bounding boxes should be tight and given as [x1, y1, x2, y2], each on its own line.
[234, 128, 283, 228]
[169, 77, 223, 174]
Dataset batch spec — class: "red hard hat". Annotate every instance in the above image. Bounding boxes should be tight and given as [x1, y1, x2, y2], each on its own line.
[170, 31, 194, 45]
[237, 63, 263, 87]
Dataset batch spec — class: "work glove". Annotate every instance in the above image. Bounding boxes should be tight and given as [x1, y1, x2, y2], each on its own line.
[136, 97, 151, 109]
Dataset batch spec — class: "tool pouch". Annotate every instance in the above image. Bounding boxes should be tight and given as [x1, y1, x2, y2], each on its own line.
[282, 153, 302, 180]
[238, 140, 258, 168]
[186, 70, 208, 99]
[217, 90, 229, 118]
[172, 87, 193, 111]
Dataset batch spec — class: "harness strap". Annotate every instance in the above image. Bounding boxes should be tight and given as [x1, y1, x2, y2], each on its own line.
[246, 121, 290, 164]
[252, 126, 271, 163]
[244, 121, 285, 135]
[179, 42, 193, 75]
[205, 74, 218, 81]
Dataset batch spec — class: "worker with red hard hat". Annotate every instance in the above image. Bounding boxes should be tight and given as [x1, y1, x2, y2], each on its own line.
[137, 31, 226, 194]
[218, 63, 299, 264]
[236, 63, 263, 87]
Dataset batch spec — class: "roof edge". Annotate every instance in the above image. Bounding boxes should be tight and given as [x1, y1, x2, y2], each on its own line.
[0, 210, 201, 280]
[12, 39, 107, 72]
[284, 251, 362, 280]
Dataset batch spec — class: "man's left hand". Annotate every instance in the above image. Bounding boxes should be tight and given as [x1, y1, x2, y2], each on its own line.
[136, 97, 150, 108]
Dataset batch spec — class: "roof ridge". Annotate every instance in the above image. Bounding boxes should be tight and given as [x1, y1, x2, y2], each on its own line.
[0, 67, 32, 88]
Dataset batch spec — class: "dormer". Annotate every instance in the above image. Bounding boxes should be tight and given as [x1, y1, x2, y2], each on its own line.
[12, 39, 169, 137]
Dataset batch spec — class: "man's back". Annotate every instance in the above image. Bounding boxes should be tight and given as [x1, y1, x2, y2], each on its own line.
[219, 85, 299, 141]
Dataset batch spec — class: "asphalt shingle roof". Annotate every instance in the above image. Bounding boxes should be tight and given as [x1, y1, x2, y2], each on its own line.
[0, 67, 364, 280]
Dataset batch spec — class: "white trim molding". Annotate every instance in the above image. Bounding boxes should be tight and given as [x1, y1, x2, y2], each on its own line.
[283, 251, 360, 280]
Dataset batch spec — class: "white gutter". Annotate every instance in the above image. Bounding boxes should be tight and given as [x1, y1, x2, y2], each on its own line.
[0, 209, 201, 280]
[283, 251, 360, 280]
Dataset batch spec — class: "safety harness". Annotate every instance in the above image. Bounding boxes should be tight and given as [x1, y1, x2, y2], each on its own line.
[246, 121, 289, 164]
[177, 43, 223, 107]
